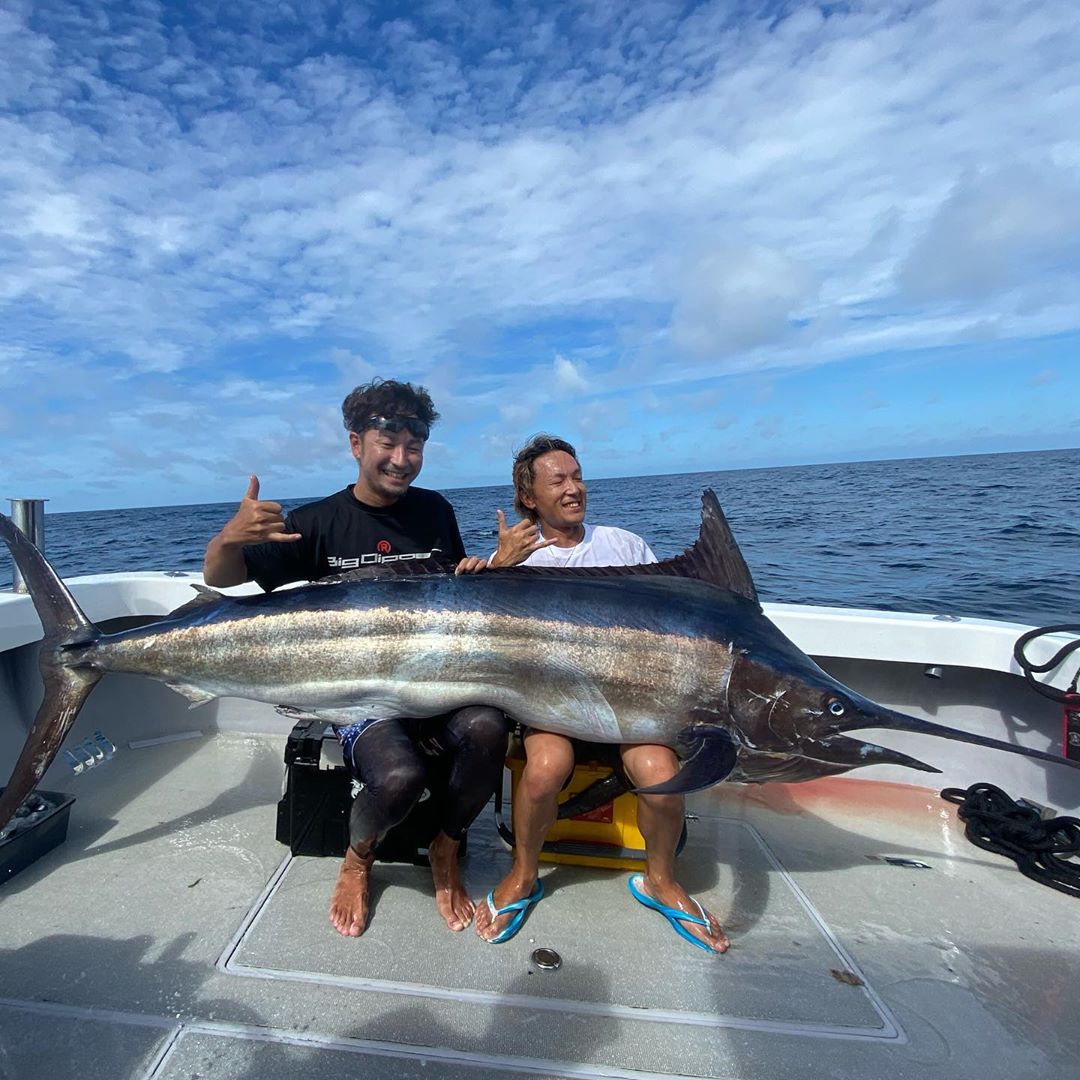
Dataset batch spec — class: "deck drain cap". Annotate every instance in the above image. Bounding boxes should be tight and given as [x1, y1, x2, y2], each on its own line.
[530, 948, 561, 971]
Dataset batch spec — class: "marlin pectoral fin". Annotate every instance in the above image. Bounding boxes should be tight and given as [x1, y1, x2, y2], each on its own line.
[633, 725, 739, 796]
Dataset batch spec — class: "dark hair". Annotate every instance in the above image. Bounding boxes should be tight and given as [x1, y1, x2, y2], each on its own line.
[341, 378, 439, 434]
[512, 434, 579, 520]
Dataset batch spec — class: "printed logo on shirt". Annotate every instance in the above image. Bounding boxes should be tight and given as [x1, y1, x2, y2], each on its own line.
[328, 547, 442, 569]
[376, 540, 392, 554]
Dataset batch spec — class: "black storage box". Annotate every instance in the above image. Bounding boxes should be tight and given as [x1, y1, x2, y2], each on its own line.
[0, 789, 76, 885]
[275, 719, 465, 864]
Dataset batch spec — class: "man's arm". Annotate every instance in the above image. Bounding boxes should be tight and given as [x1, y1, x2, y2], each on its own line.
[202, 475, 301, 587]
[203, 533, 250, 587]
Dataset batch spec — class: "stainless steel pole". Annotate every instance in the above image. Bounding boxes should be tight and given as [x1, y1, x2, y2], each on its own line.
[8, 498, 47, 593]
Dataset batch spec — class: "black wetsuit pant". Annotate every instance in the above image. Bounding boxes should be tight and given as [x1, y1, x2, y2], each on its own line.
[344, 706, 509, 854]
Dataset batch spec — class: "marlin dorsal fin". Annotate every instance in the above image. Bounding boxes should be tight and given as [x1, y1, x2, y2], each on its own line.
[474, 489, 761, 603]
[657, 489, 759, 604]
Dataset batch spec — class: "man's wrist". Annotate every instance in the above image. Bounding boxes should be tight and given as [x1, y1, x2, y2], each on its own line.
[490, 547, 523, 569]
[214, 528, 247, 551]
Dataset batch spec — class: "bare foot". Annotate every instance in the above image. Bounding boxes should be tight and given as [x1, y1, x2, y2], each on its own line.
[329, 846, 374, 937]
[428, 832, 474, 931]
[639, 875, 729, 953]
[475, 873, 537, 942]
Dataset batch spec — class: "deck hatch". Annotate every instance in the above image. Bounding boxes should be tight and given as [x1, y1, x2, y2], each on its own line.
[221, 815, 903, 1042]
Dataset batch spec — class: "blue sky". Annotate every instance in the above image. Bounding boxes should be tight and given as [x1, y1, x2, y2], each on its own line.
[1, 0, 1078, 513]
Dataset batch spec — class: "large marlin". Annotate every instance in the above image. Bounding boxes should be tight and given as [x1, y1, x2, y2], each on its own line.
[1, 491, 1077, 830]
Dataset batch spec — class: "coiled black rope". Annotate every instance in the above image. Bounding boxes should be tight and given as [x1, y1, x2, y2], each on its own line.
[1013, 624, 1080, 704]
[940, 783, 1080, 898]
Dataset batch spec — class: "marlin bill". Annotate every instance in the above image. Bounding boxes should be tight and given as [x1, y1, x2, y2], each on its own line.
[1, 491, 1077, 832]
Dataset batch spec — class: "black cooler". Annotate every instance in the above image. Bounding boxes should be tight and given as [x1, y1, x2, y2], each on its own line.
[275, 718, 466, 864]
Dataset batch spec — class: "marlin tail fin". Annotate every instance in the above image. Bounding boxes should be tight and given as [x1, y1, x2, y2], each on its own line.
[0, 514, 102, 830]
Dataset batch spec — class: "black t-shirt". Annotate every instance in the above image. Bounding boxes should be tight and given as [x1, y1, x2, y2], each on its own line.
[243, 485, 467, 592]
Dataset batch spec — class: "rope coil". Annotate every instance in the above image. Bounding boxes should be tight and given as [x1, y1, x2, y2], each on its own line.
[940, 782, 1080, 898]
[1013, 624, 1080, 704]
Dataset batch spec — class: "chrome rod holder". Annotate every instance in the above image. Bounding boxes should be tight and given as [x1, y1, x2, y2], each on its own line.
[7, 498, 48, 593]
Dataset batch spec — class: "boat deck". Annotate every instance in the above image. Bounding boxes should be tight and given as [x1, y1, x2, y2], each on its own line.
[1, 731, 1077, 1080]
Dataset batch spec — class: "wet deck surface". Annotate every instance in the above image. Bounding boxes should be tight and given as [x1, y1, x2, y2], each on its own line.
[1, 732, 1077, 1079]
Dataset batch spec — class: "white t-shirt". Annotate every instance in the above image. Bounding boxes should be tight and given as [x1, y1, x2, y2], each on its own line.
[508, 524, 657, 569]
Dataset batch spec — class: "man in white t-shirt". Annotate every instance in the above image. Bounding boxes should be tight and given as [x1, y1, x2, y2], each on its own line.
[475, 435, 729, 953]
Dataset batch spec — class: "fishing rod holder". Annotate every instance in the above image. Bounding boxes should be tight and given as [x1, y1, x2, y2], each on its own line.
[7, 498, 47, 594]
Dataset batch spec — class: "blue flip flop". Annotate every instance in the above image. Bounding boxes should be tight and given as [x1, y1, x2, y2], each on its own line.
[627, 874, 718, 954]
[484, 879, 544, 944]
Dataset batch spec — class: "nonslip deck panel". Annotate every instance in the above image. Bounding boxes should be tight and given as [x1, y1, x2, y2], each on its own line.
[154, 1029, 570, 1080]
[230, 822, 888, 1032]
[0, 1007, 169, 1080]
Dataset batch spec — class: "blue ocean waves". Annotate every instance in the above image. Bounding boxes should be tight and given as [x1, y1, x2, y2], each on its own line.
[1, 448, 1077, 627]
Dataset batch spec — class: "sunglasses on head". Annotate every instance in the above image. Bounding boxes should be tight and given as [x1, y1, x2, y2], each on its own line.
[361, 414, 431, 441]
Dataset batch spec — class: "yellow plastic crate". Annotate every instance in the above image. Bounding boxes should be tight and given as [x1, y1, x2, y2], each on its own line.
[506, 753, 647, 870]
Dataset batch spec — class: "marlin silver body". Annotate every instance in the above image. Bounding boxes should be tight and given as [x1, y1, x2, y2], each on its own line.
[90, 573, 732, 746]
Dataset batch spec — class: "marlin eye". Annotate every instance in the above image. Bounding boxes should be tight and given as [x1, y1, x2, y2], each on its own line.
[828, 700, 846, 717]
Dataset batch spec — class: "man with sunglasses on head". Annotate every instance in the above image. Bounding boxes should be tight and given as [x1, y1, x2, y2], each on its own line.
[203, 378, 507, 940]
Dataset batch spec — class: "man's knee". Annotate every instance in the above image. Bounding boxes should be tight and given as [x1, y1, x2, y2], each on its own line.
[521, 741, 575, 799]
[620, 744, 679, 789]
[448, 706, 509, 756]
[378, 761, 428, 814]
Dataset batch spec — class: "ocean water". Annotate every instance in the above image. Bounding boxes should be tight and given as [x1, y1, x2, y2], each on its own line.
[2, 448, 1077, 627]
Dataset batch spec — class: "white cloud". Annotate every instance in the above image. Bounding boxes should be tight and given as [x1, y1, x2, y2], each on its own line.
[898, 166, 1080, 305]
[671, 245, 818, 357]
[329, 347, 378, 388]
[5, 3, 1078, 378]
[552, 354, 589, 393]
[499, 401, 536, 425]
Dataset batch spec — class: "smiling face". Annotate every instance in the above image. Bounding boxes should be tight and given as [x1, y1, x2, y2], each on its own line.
[350, 424, 425, 506]
[522, 450, 586, 536]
